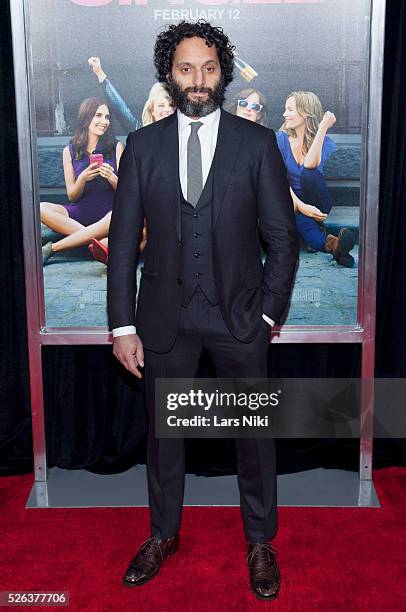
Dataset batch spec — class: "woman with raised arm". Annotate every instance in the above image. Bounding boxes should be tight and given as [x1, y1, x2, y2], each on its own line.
[87, 56, 175, 132]
[276, 91, 355, 267]
[229, 88, 355, 267]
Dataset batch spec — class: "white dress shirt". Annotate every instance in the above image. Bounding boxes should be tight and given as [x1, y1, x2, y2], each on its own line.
[177, 107, 221, 200]
[112, 108, 273, 338]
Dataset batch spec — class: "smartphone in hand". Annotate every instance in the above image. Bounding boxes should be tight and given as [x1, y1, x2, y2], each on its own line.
[89, 153, 104, 166]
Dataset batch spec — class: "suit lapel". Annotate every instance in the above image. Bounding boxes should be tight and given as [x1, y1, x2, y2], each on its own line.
[158, 113, 181, 240]
[212, 109, 243, 228]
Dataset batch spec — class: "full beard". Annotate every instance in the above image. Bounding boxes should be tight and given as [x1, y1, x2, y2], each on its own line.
[166, 75, 226, 118]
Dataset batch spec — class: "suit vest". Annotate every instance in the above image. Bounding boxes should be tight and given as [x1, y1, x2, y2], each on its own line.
[180, 163, 218, 306]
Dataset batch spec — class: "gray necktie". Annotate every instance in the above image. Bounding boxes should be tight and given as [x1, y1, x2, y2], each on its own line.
[187, 121, 203, 207]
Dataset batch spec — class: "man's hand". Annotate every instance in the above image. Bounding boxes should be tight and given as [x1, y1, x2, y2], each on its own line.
[113, 334, 144, 379]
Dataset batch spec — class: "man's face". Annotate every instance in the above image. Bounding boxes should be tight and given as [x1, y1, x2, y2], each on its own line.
[168, 36, 224, 118]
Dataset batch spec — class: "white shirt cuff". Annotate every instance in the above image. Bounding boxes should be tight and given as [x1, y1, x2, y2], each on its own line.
[262, 314, 275, 327]
[112, 325, 137, 337]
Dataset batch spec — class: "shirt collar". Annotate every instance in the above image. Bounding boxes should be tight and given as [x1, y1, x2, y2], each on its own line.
[177, 107, 221, 132]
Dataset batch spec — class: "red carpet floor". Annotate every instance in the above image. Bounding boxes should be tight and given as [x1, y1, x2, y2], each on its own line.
[1, 467, 405, 611]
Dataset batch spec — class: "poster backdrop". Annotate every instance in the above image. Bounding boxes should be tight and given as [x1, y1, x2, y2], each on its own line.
[31, 0, 369, 328]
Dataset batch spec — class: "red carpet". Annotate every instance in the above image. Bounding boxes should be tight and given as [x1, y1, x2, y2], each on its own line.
[1, 467, 405, 611]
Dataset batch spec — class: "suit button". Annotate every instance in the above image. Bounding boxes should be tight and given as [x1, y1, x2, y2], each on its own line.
[178, 241, 181, 247]
[194, 233, 199, 238]
[194, 252, 200, 258]
[195, 272, 200, 278]
[193, 213, 199, 218]
[177, 278, 182, 285]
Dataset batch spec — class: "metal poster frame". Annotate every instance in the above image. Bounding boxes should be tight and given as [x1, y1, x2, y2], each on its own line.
[10, 0, 385, 488]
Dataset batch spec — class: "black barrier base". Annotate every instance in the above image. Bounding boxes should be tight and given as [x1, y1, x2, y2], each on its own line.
[25, 466, 380, 509]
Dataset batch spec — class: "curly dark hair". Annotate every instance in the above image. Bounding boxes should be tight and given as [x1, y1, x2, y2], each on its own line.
[154, 20, 235, 87]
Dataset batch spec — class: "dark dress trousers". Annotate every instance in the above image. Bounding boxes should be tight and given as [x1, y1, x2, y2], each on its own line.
[107, 109, 299, 543]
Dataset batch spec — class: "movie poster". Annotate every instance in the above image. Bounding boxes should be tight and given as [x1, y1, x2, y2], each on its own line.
[31, 0, 369, 328]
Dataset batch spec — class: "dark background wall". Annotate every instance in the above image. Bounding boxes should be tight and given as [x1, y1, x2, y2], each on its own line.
[0, 0, 405, 476]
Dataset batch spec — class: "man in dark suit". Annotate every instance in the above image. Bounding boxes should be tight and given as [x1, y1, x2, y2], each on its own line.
[107, 21, 299, 601]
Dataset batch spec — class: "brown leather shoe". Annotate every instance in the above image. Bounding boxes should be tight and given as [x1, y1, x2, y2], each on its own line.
[123, 534, 179, 587]
[247, 541, 281, 600]
[324, 228, 355, 267]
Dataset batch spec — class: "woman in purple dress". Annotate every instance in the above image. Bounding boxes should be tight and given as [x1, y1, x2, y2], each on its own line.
[41, 97, 124, 265]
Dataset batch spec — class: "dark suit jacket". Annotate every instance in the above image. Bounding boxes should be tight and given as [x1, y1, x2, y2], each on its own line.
[107, 109, 299, 353]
